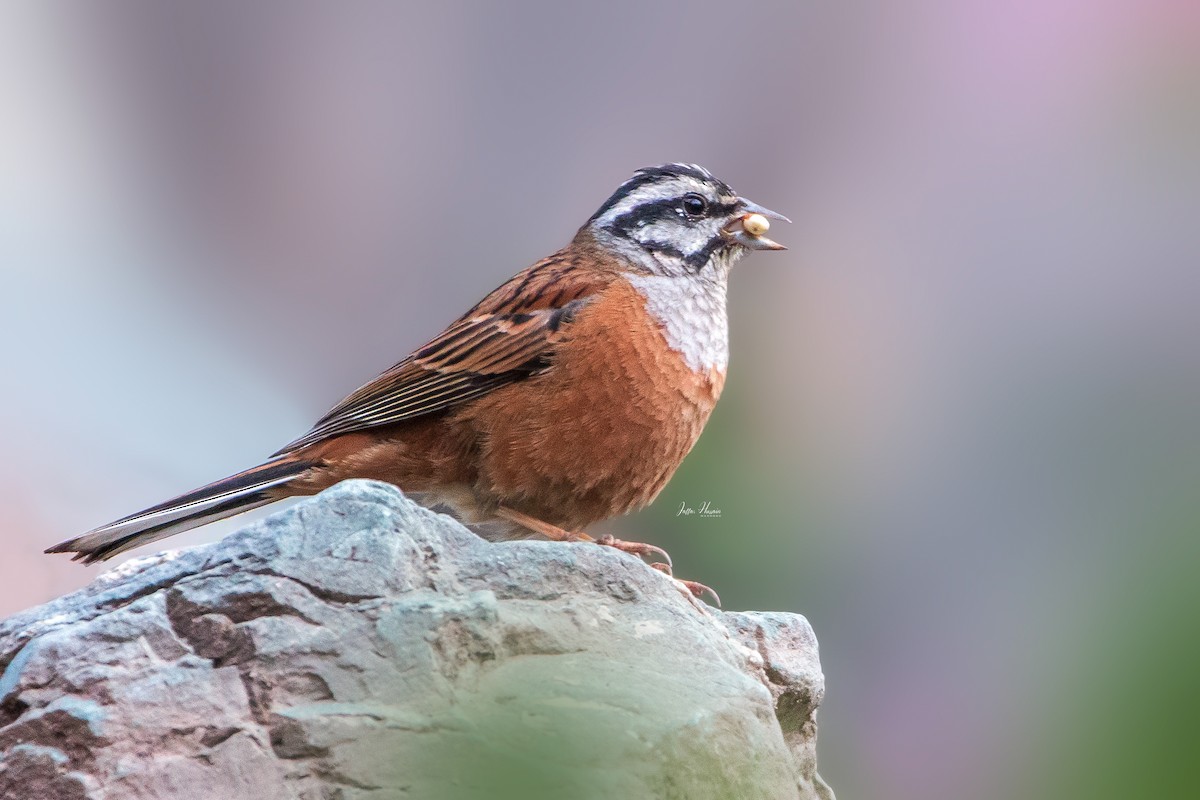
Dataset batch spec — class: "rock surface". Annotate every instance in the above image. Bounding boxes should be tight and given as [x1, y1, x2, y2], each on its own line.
[0, 480, 833, 800]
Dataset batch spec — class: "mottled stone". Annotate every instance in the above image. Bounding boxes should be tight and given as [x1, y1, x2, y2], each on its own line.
[0, 480, 832, 800]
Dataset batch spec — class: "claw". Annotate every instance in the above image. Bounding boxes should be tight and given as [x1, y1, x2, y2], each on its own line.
[649, 563, 720, 608]
[595, 535, 673, 571]
[588, 534, 718, 607]
[677, 579, 721, 608]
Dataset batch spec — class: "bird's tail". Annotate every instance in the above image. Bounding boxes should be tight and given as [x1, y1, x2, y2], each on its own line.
[46, 458, 313, 565]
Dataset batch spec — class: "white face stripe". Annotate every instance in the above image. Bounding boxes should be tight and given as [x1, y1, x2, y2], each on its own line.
[592, 175, 720, 230]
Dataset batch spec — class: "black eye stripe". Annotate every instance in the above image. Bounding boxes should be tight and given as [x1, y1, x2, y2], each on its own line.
[605, 198, 683, 234]
[605, 197, 740, 236]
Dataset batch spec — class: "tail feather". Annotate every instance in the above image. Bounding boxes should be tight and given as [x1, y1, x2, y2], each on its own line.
[47, 459, 311, 565]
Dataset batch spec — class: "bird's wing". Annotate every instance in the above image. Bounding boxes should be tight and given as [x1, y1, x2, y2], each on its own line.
[274, 259, 605, 454]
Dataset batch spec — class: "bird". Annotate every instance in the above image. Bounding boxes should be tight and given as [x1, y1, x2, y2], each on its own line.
[47, 163, 788, 591]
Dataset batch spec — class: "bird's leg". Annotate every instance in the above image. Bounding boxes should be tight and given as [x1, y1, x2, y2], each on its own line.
[495, 506, 721, 606]
[496, 506, 673, 572]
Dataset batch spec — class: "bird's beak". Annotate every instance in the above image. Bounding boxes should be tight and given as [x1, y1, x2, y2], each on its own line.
[724, 198, 790, 251]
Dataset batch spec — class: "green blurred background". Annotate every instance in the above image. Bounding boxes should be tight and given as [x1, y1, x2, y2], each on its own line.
[1, 2, 1197, 798]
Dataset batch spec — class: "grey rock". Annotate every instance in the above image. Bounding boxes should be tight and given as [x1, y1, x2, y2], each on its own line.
[0, 480, 832, 800]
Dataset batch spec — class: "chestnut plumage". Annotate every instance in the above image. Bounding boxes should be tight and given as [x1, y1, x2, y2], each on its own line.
[47, 164, 788, 574]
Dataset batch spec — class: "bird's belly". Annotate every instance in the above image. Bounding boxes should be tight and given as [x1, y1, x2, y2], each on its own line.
[459, 284, 725, 530]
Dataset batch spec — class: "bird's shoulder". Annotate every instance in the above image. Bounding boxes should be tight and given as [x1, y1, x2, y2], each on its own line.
[273, 241, 626, 454]
[461, 239, 625, 319]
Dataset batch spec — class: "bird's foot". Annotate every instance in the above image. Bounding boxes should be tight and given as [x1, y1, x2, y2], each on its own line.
[649, 563, 721, 608]
[495, 506, 697, 596]
[678, 579, 721, 608]
[497, 506, 673, 569]
[593, 534, 673, 572]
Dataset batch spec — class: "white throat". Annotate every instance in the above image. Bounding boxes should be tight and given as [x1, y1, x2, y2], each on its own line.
[626, 272, 730, 373]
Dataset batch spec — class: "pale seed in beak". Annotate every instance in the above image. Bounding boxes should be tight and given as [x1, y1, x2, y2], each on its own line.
[743, 213, 770, 237]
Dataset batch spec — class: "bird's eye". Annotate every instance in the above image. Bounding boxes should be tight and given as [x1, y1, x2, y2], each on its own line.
[681, 193, 708, 217]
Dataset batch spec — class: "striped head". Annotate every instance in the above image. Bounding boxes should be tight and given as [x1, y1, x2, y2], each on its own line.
[583, 163, 788, 279]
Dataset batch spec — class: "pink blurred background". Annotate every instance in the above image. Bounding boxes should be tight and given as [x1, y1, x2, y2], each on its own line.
[2, 3, 1197, 798]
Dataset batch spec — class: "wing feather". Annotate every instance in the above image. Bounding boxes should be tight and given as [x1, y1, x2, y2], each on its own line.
[273, 259, 603, 456]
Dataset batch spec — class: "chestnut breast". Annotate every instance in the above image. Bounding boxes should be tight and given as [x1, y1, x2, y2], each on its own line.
[460, 276, 726, 529]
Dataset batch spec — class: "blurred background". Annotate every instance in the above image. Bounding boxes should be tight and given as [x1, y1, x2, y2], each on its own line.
[1, 2, 1197, 798]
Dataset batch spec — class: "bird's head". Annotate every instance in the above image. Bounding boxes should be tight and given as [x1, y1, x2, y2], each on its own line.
[583, 163, 788, 279]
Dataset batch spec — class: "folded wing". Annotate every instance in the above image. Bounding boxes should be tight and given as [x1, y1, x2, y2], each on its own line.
[274, 262, 601, 454]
